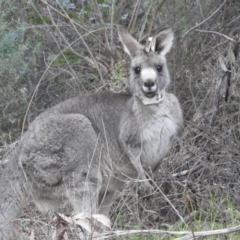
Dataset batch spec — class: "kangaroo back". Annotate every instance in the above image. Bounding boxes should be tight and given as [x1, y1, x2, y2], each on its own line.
[0, 26, 183, 239]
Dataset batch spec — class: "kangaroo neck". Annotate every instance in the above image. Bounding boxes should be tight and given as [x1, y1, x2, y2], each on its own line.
[131, 94, 162, 120]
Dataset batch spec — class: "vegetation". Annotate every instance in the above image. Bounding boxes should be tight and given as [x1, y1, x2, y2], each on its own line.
[0, 0, 240, 239]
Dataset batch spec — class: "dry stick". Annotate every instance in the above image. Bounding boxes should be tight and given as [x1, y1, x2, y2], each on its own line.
[171, 164, 204, 178]
[174, 224, 240, 240]
[39, 0, 115, 60]
[55, 0, 105, 84]
[118, 165, 186, 225]
[225, 40, 239, 102]
[148, 0, 167, 38]
[147, 173, 186, 226]
[46, 7, 78, 80]
[128, 0, 141, 31]
[208, 95, 222, 140]
[184, 5, 228, 121]
[97, 224, 240, 239]
[195, 29, 236, 43]
[159, 212, 199, 240]
[110, 0, 115, 68]
[227, 15, 240, 26]
[184, 2, 224, 81]
[196, 1, 204, 20]
[182, 0, 227, 39]
[93, 0, 111, 50]
[183, 159, 202, 240]
[131, 0, 141, 33]
[138, 4, 152, 41]
[209, 40, 239, 126]
[43, 0, 105, 84]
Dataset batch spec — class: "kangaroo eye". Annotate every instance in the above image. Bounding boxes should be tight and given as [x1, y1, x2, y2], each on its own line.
[157, 65, 162, 72]
[134, 67, 141, 74]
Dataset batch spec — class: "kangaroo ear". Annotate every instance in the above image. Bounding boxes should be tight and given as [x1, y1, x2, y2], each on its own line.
[145, 27, 174, 55]
[118, 26, 143, 58]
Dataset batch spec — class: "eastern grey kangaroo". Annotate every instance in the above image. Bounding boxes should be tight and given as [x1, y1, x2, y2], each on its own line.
[0, 26, 183, 238]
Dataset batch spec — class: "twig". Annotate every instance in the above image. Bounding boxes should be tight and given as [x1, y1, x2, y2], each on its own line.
[110, 0, 115, 68]
[38, 0, 115, 60]
[150, 175, 186, 226]
[128, 0, 141, 31]
[227, 15, 240, 27]
[195, 29, 236, 43]
[93, 0, 110, 50]
[160, 211, 199, 240]
[138, 4, 152, 41]
[183, 160, 202, 240]
[182, 0, 226, 38]
[46, 7, 77, 78]
[171, 164, 204, 178]
[209, 71, 225, 127]
[209, 40, 239, 125]
[174, 223, 240, 240]
[96, 224, 240, 239]
[148, 0, 167, 38]
[225, 40, 239, 101]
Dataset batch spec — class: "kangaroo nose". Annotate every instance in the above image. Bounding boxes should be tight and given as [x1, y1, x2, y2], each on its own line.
[144, 80, 155, 89]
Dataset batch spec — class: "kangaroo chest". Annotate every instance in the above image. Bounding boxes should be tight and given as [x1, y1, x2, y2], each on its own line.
[139, 111, 177, 170]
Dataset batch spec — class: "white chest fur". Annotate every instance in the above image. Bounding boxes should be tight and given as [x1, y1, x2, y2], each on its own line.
[139, 106, 177, 169]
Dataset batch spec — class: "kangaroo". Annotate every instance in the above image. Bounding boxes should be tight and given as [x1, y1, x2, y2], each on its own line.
[0, 26, 183, 239]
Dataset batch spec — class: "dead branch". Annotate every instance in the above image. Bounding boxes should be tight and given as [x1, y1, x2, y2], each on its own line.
[195, 29, 236, 43]
[182, 0, 227, 38]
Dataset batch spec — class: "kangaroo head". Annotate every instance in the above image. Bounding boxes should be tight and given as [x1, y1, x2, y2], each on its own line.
[118, 26, 174, 105]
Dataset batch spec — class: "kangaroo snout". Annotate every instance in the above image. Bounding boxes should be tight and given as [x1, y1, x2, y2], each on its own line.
[141, 68, 157, 97]
[143, 79, 156, 90]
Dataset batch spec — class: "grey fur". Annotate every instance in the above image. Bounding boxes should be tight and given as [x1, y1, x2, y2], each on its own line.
[0, 26, 183, 239]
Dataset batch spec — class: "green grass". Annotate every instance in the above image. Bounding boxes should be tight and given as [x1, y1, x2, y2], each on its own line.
[27, 13, 51, 24]
[51, 51, 81, 66]
[166, 195, 240, 240]
[112, 195, 240, 240]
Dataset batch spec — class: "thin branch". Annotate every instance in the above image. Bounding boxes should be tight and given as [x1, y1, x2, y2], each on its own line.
[148, 0, 167, 38]
[44, 0, 106, 85]
[128, 0, 141, 31]
[110, 0, 115, 68]
[183, 160, 202, 240]
[93, 0, 111, 49]
[182, 0, 226, 38]
[38, 0, 115, 60]
[147, 173, 186, 226]
[175, 223, 240, 240]
[96, 224, 240, 239]
[227, 15, 240, 26]
[195, 29, 236, 43]
[209, 71, 225, 127]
